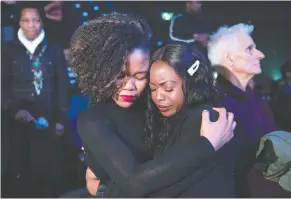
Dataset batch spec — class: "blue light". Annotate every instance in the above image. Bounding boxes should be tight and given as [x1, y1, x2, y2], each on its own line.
[75, 3, 80, 9]
[106, 2, 112, 7]
[93, 6, 100, 11]
[157, 41, 163, 46]
[82, 21, 88, 25]
[35, 117, 49, 129]
[161, 12, 174, 21]
[102, 13, 108, 16]
[70, 80, 77, 85]
[82, 12, 88, 17]
[68, 72, 77, 78]
[67, 66, 72, 71]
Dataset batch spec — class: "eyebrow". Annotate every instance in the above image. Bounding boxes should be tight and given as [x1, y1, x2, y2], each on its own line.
[149, 80, 176, 86]
[246, 44, 256, 49]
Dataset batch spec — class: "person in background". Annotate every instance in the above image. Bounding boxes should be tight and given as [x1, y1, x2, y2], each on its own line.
[208, 23, 291, 197]
[270, 61, 291, 132]
[169, 0, 210, 59]
[1, 3, 69, 197]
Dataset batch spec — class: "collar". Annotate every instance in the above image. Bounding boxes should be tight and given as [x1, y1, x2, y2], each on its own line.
[217, 75, 254, 102]
[17, 28, 45, 54]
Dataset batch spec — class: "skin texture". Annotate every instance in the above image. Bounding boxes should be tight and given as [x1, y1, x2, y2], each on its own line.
[112, 49, 150, 108]
[19, 8, 42, 41]
[149, 61, 185, 117]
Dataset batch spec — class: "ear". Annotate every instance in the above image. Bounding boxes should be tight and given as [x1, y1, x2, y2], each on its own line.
[225, 51, 234, 67]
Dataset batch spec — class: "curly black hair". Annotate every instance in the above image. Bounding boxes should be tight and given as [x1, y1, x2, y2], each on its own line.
[144, 44, 219, 151]
[69, 12, 152, 107]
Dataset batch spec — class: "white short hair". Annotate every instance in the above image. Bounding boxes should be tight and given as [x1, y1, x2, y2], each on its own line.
[207, 23, 254, 66]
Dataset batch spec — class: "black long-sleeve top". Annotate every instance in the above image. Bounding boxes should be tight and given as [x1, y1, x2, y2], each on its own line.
[148, 105, 235, 197]
[78, 102, 217, 197]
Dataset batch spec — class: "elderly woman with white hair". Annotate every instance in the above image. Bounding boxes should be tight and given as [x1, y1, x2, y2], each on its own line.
[207, 23, 291, 197]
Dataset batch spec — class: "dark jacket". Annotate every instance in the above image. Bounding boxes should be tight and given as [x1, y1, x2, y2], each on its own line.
[217, 75, 291, 197]
[78, 102, 217, 198]
[270, 83, 291, 132]
[2, 38, 69, 124]
[1, 37, 69, 192]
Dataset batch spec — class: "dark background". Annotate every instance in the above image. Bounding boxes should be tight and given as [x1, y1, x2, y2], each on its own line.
[71, 1, 291, 87]
[2, 1, 291, 92]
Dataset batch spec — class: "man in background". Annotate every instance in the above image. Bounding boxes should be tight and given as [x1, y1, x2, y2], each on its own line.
[270, 61, 291, 132]
[1, 3, 69, 197]
[208, 23, 291, 197]
[169, 0, 210, 59]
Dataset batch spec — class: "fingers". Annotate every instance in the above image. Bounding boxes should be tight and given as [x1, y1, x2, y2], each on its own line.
[201, 110, 210, 125]
[212, 107, 227, 121]
[231, 121, 237, 132]
[226, 112, 234, 130]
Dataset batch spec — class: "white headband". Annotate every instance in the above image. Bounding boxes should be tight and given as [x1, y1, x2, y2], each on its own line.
[187, 60, 200, 76]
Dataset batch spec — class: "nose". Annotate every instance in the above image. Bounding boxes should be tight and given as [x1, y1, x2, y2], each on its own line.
[156, 90, 165, 102]
[27, 21, 35, 29]
[256, 49, 265, 60]
[123, 77, 135, 91]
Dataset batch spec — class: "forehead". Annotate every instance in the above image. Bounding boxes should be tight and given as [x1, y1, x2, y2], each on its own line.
[21, 8, 40, 18]
[236, 32, 255, 49]
[150, 61, 181, 82]
[126, 49, 149, 73]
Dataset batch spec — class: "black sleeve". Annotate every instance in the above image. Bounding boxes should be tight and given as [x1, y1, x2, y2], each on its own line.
[1, 42, 20, 117]
[148, 107, 222, 197]
[54, 46, 69, 125]
[78, 108, 215, 197]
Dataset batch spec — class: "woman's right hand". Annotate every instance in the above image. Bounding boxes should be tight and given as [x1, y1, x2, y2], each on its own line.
[200, 107, 236, 151]
[86, 167, 101, 196]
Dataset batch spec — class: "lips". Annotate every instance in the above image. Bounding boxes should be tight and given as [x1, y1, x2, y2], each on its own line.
[157, 105, 171, 112]
[119, 95, 136, 102]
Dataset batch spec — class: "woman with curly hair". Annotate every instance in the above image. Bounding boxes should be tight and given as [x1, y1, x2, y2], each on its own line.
[71, 13, 235, 197]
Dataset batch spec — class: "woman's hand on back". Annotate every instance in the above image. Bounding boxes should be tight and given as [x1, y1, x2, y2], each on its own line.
[200, 107, 236, 151]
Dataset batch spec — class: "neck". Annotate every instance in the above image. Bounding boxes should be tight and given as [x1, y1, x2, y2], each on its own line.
[218, 67, 253, 91]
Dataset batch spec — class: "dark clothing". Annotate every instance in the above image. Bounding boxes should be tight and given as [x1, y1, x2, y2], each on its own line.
[148, 106, 235, 198]
[2, 39, 68, 124]
[172, 13, 210, 40]
[217, 75, 291, 198]
[78, 102, 220, 197]
[1, 38, 69, 197]
[270, 83, 291, 132]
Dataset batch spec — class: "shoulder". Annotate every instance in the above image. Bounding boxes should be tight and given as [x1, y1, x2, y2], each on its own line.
[185, 105, 219, 123]
[79, 105, 108, 122]
[78, 105, 116, 137]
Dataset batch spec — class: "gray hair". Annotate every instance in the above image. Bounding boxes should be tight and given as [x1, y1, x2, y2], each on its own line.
[207, 23, 254, 66]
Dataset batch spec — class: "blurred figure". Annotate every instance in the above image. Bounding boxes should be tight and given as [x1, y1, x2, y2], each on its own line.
[169, 0, 210, 59]
[1, 3, 69, 197]
[270, 61, 291, 132]
[208, 23, 291, 197]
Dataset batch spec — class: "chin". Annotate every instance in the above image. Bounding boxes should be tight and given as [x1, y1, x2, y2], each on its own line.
[160, 111, 174, 118]
[116, 101, 134, 108]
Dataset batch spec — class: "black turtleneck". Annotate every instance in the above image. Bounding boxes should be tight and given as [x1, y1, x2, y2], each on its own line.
[78, 101, 217, 197]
